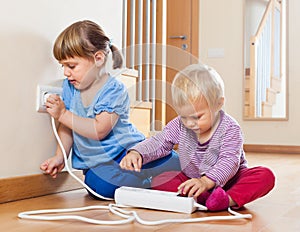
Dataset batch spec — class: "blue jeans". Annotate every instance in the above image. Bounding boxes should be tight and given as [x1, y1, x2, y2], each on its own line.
[84, 150, 181, 199]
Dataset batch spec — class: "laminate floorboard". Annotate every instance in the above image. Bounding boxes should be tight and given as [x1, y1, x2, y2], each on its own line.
[1, 153, 299, 231]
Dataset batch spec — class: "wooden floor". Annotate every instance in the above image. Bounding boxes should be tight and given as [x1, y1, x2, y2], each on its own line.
[1, 153, 300, 232]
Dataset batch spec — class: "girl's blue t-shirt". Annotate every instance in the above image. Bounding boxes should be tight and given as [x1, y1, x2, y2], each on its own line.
[62, 76, 145, 170]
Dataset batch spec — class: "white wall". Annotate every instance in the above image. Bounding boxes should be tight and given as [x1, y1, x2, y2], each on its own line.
[199, 0, 300, 146]
[0, 0, 122, 178]
[1, 0, 299, 179]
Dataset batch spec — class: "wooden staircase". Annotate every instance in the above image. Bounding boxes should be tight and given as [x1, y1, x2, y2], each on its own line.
[244, 0, 284, 119]
[244, 68, 282, 118]
[117, 68, 152, 137]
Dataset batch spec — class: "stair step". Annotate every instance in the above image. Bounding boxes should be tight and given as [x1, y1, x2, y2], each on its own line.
[130, 100, 152, 109]
[244, 68, 283, 118]
[262, 102, 273, 117]
[117, 68, 138, 104]
[266, 88, 277, 104]
[129, 101, 152, 137]
[116, 68, 152, 137]
[121, 68, 139, 78]
[271, 77, 282, 93]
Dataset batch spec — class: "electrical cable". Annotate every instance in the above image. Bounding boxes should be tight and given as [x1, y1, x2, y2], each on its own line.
[18, 205, 135, 225]
[18, 116, 252, 225]
[49, 117, 113, 201]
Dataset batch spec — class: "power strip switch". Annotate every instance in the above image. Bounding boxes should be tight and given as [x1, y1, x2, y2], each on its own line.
[115, 186, 205, 214]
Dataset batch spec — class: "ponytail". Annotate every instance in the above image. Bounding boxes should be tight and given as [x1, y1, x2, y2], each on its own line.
[109, 44, 123, 69]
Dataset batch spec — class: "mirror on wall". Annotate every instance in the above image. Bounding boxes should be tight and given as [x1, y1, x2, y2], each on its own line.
[243, 0, 288, 120]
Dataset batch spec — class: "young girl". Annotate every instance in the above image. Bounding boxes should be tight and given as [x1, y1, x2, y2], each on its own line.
[120, 63, 275, 211]
[40, 20, 180, 199]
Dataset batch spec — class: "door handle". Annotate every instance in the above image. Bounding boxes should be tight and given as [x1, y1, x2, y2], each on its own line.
[169, 35, 187, 40]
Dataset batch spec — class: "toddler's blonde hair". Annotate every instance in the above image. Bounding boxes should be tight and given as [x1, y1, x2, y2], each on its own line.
[171, 63, 225, 110]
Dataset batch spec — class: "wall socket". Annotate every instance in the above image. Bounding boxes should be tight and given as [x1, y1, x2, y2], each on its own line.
[36, 85, 63, 113]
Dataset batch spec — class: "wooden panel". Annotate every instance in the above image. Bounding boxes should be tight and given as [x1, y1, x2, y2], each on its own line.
[244, 144, 300, 154]
[0, 171, 84, 204]
[165, 0, 199, 123]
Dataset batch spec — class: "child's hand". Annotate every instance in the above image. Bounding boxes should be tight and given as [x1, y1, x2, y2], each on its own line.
[45, 94, 66, 120]
[40, 155, 65, 179]
[178, 176, 215, 198]
[119, 150, 142, 172]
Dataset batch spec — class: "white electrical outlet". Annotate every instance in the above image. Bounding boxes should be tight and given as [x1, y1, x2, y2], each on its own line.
[36, 85, 63, 113]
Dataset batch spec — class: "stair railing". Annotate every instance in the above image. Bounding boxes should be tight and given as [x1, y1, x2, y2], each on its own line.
[122, 0, 157, 131]
[249, 0, 282, 117]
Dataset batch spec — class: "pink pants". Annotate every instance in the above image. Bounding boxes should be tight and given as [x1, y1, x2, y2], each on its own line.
[151, 166, 275, 208]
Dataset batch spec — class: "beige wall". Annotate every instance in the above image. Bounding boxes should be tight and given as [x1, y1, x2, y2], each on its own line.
[0, 0, 122, 178]
[199, 0, 299, 146]
[1, 0, 299, 179]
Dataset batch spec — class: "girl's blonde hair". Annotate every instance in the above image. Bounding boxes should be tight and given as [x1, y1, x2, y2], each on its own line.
[53, 20, 123, 69]
[171, 63, 225, 109]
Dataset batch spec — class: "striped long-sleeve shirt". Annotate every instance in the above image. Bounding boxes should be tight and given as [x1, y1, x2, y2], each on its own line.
[131, 110, 248, 187]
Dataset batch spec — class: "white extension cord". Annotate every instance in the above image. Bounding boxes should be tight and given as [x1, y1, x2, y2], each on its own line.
[18, 117, 252, 225]
[115, 186, 207, 213]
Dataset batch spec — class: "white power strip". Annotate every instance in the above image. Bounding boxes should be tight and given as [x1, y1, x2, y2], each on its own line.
[115, 186, 207, 214]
